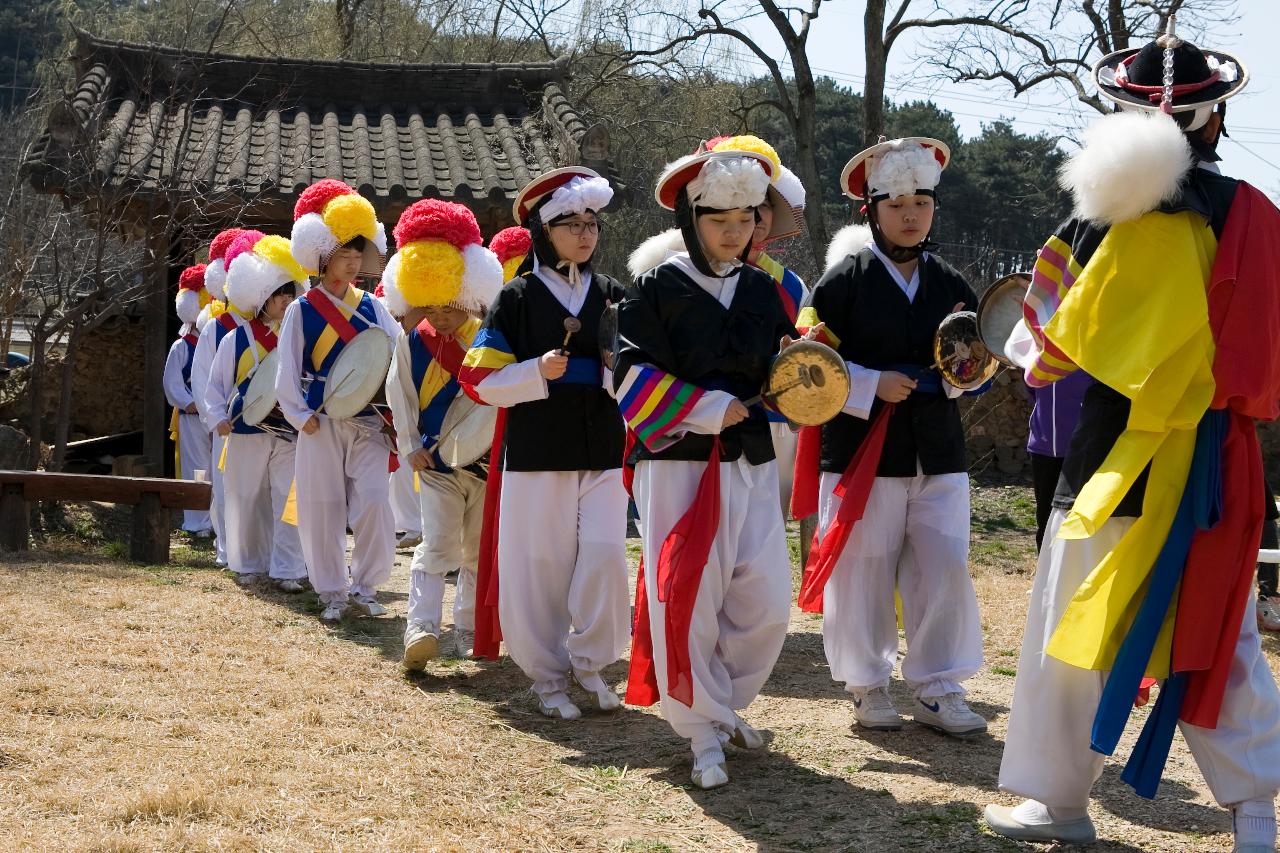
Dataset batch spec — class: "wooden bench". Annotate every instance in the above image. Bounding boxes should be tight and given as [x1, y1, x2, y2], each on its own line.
[0, 470, 212, 564]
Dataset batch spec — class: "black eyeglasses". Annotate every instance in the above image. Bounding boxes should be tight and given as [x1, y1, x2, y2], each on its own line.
[549, 220, 601, 236]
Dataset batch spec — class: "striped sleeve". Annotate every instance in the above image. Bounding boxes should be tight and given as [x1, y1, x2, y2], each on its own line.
[459, 326, 517, 389]
[1025, 232, 1085, 387]
[616, 364, 706, 452]
[795, 306, 840, 348]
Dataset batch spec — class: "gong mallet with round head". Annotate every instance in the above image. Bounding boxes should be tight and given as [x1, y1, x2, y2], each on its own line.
[558, 317, 582, 356]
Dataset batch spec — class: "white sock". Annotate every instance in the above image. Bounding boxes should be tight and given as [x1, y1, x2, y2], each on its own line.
[692, 746, 726, 771]
[1233, 799, 1277, 847]
[1010, 799, 1089, 825]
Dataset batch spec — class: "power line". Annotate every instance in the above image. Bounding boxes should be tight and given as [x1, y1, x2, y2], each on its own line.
[1226, 136, 1280, 173]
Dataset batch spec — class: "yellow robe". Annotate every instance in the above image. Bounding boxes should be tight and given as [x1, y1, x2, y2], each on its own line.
[1042, 210, 1218, 676]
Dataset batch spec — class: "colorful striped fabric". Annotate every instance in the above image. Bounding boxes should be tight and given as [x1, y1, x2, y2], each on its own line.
[754, 251, 805, 324]
[458, 326, 517, 389]
[616, 364, 706, 452]
[795, 306, 840, 348]
[1025, 234, 1084, 387]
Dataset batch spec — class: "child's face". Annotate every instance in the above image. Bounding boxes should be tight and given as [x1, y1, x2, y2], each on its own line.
[262, 291, 293, 322]
[546, 214, 599, 266]
[752, 199, 774, 248]
[324, 246, 363, 283]
[696, 208, 756, 264]
[874, 194, 935, 250]
[423, 305, 469, 336]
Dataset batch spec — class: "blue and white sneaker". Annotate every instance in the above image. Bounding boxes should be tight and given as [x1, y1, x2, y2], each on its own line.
[850, 686, 903, 731]
[914, 692, 987, 736]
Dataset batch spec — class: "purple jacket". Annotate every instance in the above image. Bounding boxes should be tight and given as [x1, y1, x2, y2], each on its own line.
[1026, 370, 1092, 458]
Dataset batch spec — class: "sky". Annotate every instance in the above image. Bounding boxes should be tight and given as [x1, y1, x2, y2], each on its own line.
[729, 0, 1280, 198]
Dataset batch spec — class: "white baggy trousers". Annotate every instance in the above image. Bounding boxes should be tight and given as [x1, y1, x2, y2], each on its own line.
[176, 412, 213, 532]
[770, 421, 797, 517]
[818, 470, 983, 699]
[407, 468, 485, 633]
[497, 468, 630, 698]
[222, 432, 306, 580]
[294, 415, 394, 605]
[210, 433, 228, 564]
[389, 460, 421, 537]
[1000, 507, 1280, 808]
[634, 457, 792, 756]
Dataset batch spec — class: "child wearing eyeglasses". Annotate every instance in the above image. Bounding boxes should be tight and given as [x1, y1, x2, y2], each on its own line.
[459, 168, 630, 721]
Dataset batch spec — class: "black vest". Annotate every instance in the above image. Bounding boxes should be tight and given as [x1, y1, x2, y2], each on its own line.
[492, 272, 626, 472]
[614, 262, 798, 465]
[808, 249, 976, 476]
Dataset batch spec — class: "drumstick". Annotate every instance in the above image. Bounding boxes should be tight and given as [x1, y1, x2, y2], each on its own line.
[559, 317, 582, 355]
[742, 366, 821, 407]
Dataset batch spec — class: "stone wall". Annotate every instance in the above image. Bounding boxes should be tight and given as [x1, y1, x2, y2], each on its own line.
[0, 316, 146, 441]
[960, 370, 1033, 476]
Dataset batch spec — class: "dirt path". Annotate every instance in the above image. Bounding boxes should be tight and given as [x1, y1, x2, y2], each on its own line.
[1, 486, 1276, 852]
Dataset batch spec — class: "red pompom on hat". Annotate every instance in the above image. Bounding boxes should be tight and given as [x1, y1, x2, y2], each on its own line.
[209, 228, 246, 262]
[294, 179, 356, 220]
[488, 227, 532, 264]
[393, 198, 482, 251]
[178, 263, 207, 292]
[224, 230, 265, 268]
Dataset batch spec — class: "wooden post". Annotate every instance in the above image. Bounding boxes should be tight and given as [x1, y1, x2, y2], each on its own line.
[798, 514, 816, 567]
[142, 227, 172, 477]
[0, 483, 29, 551]
[130, 490, 169, 564]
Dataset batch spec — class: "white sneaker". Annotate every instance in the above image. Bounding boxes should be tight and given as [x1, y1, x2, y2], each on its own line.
[275, 578, 306, 593]
[984, 802, 1097, 844]
[573, 669, 622, 711]
[453, 629, 475, 659]
[403, 625, 439, 672]
[234, 572, 263, 588]
[915, 692, 988, 736]
[349, 593, 386, 617]
[1258, 597, 1280, 633]
[850, 686, 903, 731]
[728, 716, 765, 750]
[536, 690, 582, 720]
[320, 601, 347, 622]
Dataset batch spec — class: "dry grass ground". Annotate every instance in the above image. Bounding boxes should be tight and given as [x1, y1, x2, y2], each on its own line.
[1, 485, 1277, 852]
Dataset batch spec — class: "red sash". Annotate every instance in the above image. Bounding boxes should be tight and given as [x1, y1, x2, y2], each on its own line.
[305, 287, 361, 344]
[797, 404, 894, 613]
[217, 312, 239, 333]
[625, 438, 721, 708]
[249, 318, 278, 352]
[182, 333, 198, 347]
[789, 425, 822, 519]
[415, 319, 467, 377]
[473, 408, 508, 660]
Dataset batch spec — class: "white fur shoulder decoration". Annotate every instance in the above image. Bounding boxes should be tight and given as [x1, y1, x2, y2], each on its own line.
[1059, 111, 1192, 225]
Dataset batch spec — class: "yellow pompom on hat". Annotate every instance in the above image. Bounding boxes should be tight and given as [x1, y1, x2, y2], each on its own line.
[289, 179, 389, 276]
[380, 199, 503, 318]
[705, 134, 805, 242]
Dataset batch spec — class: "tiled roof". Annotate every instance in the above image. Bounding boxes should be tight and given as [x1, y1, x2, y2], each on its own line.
[24, 30, 600, 224]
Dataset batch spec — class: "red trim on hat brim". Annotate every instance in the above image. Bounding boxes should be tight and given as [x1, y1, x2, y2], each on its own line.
[844, 145, 948, 200]
[514, 168, 600, 223]
[655, 151, 775, 211]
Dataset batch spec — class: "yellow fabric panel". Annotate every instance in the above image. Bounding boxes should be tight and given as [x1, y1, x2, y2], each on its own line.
[309, 286, 365, 372]
[235, 340, 270, 385]
[417, 318, 481, 410]
[795, 306, 841, 347]
[281, 479, 298, 526]
[1038, 210, 1219, 675]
